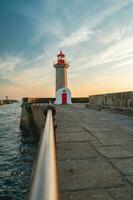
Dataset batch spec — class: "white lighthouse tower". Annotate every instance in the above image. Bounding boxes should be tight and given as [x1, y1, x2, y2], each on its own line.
[53, 51, 72, 105]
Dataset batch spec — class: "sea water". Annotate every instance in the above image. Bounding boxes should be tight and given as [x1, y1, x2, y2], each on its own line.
[0, 102, 39, 199]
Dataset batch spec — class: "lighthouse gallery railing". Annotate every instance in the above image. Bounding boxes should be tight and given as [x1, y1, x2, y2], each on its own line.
[29, 106, 59, 200]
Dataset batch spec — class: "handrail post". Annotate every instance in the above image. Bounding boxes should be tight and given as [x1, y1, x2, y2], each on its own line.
[29, 105, 59, 200]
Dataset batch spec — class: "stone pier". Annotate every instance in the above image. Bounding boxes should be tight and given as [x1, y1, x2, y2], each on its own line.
[55, 104, 133, 200]
[20, 95, 133, 199]
[20, 97, 88, 134]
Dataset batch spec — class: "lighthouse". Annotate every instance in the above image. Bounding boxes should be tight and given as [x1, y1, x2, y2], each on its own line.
[53, 51, 72, 105]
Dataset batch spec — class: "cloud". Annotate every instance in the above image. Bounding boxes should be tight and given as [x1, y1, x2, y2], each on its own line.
[0, 77, 15, 85]
[10, 0, 133, 52]
[94, 76, 110, 82]
[97, 29, 125, 44]
[72, 35, 133, 72]
[113, 57, 133, 68]
[34, 53, 45, 62]
[85, 0, 133, 29]
[0, 55, 23, 75]
[60, 27, 93, 47]
[1, 0, 133, 98]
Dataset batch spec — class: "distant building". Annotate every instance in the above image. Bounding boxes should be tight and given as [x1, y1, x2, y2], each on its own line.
[0, 100, 4, 105]
[53, 51, 72, 105]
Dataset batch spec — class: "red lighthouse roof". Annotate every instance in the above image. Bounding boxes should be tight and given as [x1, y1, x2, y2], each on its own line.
[57, 51, 65, 57]
[53, 50, 69, 67]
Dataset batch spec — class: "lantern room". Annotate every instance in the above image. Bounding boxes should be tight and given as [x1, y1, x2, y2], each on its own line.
[57, 51, 65, 64]
[54, 51, 69, 66]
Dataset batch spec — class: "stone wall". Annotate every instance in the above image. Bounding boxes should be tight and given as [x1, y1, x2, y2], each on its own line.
[72, 97, 89, 103]
[20, 103, 45, 135]
[89, 91, 133, 107]
[22, 97, 55, 104]
[20, 97, 89, 135]
[86, 91, 133, 117]
[22, 97, 89, 104]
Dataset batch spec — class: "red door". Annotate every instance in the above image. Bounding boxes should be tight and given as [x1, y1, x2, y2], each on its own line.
[62, 93, 67, 104]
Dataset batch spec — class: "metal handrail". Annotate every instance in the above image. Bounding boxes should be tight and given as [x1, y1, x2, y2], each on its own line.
[29, 107, 59, 200]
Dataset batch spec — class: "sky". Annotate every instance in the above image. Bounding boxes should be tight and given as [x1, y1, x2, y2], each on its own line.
[0, 0, 133, 99]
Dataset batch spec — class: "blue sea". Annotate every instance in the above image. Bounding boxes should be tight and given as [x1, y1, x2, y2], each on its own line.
[0, 102, 39, 200]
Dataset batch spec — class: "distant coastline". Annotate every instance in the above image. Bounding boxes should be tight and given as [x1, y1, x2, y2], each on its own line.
[0, 99, 18, 106]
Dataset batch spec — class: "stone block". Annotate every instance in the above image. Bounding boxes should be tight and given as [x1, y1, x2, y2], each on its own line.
[96, 145, 133, 158]
[57, 142, 99, 160]
[111, 158, 133, 175]
[60, 189, 113, 200]
[129, 100, 133, 107]
[125, 175, 133, 184]
[58, 159, 123, 191]
[108, 187, 133, 200]
[56, 131, 95, 143]
[106, 97, 113, 106]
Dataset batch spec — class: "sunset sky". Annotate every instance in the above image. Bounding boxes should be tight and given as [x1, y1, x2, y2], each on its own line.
[0, 0, 133, 99]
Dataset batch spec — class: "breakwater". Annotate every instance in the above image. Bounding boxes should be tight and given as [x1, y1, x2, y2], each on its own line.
[20, 97, 89, 134]
[0, 99, 18, 106]
[19, 94, 133, 199]
[20, 92, 133, 135]
[86, 91, 133, 116]
[20, 103, 45, 135]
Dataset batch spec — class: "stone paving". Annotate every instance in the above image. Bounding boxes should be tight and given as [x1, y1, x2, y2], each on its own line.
[55, 104, 133, 200]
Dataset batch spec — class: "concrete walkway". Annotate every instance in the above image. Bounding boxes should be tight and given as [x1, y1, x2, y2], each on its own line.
[55, 104, 133, 200]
